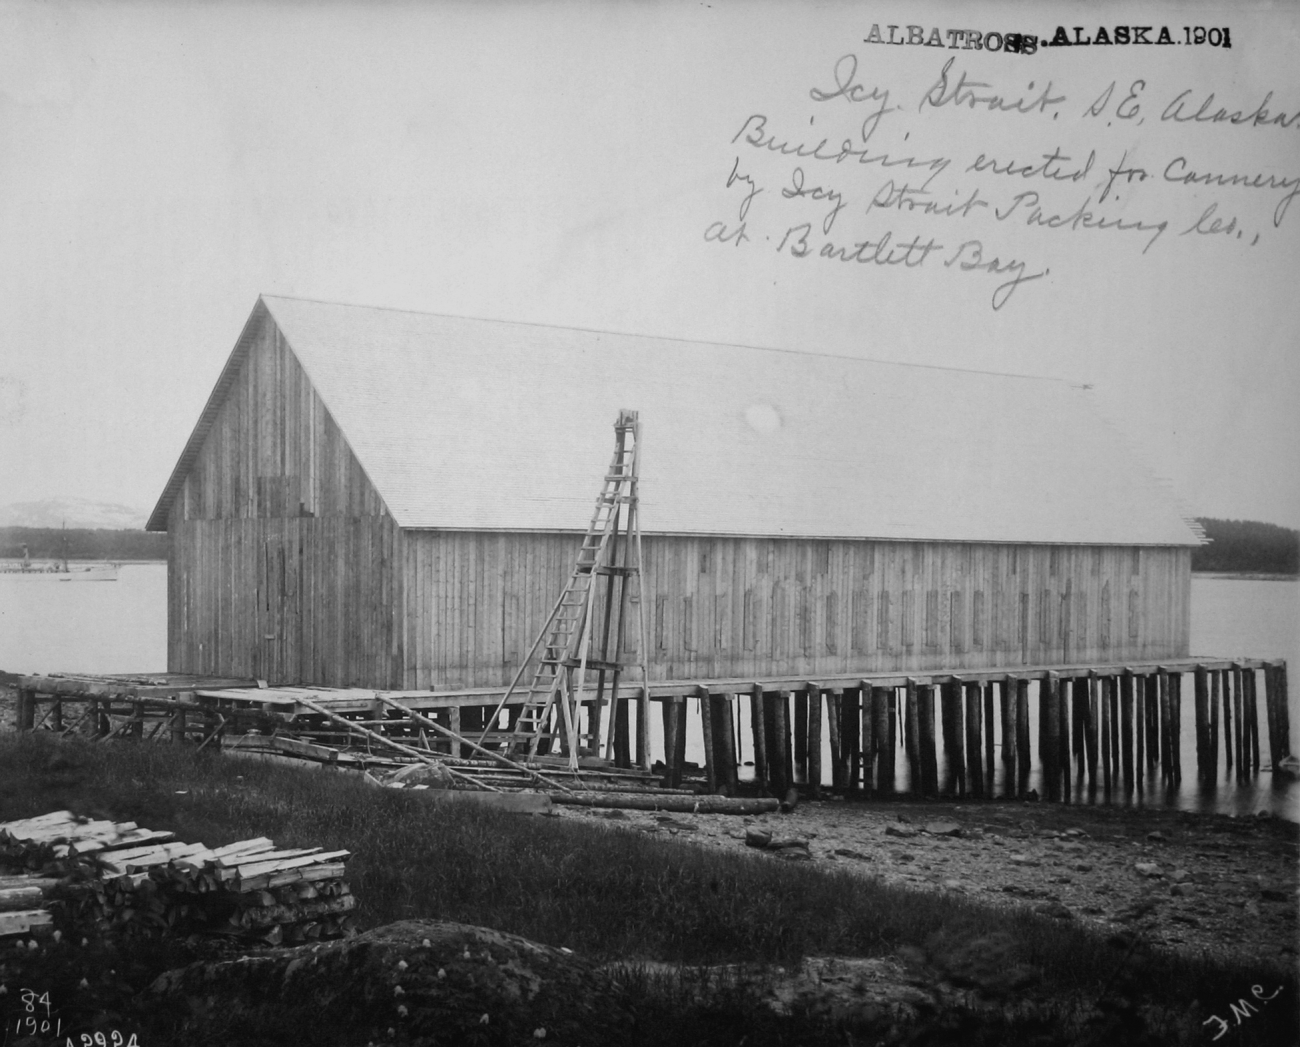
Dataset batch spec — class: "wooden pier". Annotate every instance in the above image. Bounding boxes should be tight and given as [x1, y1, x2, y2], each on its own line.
[9, 656, 1292, 802]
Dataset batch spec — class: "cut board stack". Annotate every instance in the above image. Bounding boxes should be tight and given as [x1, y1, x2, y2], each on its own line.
[0, 873, 58, 940]
[0, 811, 355, 945]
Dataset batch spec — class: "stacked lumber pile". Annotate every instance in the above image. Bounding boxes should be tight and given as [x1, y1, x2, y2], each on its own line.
[0, 873, 58, 940]
[0, 811, 355, 945]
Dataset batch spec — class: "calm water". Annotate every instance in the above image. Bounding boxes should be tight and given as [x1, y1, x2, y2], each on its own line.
[0, 565, 1295, 819]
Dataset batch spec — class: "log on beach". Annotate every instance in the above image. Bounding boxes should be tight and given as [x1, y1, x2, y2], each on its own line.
[548, 792, 780, 815]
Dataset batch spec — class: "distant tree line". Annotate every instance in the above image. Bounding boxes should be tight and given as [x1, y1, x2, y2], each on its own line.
[0, 527, 169, 562]
[1192, 518, 1299, 575]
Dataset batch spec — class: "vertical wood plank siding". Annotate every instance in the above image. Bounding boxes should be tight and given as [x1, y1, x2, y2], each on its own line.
[398, 533, 1191, 690]
[167, 312, 402, 687]
[166, 311, 1192, 690]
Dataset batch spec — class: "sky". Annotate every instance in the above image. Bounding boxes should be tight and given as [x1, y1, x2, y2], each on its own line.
[0, 0, 1297, 530]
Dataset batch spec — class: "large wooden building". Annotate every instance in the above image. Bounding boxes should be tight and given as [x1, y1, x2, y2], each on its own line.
[147, 296, 1203, 691]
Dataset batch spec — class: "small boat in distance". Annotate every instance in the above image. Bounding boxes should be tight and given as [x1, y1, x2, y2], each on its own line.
[58, 563, 120, 582]
[0, 540, 119, 580]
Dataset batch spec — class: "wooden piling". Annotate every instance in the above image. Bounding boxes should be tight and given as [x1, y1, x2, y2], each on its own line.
[827, 690, 844, 791]
[1015, 678, 1031, 797]
[1144, 674, 1160, 772]
[1041, 675, 1060, 802]
[1209, 670, 1220, 779]
[860, 682, 876, 794]
[1194, 666, 1209, 781]
[1246, 670, 1261, 775]
[750, 685, 768, 793]
[881, 688, 898, 797]
[965, 681, 984, 799]
[1101, 676, 1112, 792]
[779, 692, 795, 794]
[982, 682, 995, 795]
[1084, 676, 1099, 790]
[719, 694, 740, 793]
[1263, 665, 1279, 772]
[1232, 664, 1245, 781]
[1071, 678, 1086, 781]
[1274, 661, 1292, 761]
[661, 700, 681, 788]
[15, 690, 34, 732]
[1057, 676, 1071, 801]
[1120, 670, 1135, 791]
[172, 704, 188, 745]
[1109, 677, 1120, 787]
[1222, 670, 1234, 775]
[807, 684, 823, 798]
[943, 680, 965, 797]
[698, 686, 718, 793]
[919, 684, 938, 797]
[793, 691, 809, 782]
[904, 680, 920, 792]
[844, 688, 862, 792]
[1156, 670, 1171, 784]
[1171, 672, 1184, 784]
[611, 697, 630, 768]
[764, 693, 785, 796]
[1000, 678, 1015, 798]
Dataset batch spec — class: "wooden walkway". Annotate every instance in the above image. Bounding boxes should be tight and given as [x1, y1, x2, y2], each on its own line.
[10, 657, 1291, 804]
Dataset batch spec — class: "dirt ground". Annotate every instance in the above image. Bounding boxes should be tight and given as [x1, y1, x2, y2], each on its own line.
[560, 795, 1300, 973]
[3, 685, 1295, 976]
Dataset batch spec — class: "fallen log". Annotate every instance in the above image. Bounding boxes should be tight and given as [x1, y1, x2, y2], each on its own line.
[549, 792, 779, 815]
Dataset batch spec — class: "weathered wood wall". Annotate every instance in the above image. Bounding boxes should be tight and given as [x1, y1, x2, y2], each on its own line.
[167, 309, 403, 687]
[165, 307, 1192, 690]
[399, 531, 1191, 690]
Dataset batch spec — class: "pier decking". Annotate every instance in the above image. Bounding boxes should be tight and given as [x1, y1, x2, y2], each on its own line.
[10, 658, 1291, 803]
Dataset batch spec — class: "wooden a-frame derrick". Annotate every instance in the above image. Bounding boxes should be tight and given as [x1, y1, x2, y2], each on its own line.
[477, 409, 651, 771]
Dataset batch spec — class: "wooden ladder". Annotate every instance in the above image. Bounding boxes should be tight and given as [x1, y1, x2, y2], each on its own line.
[478, 410, 649, 770]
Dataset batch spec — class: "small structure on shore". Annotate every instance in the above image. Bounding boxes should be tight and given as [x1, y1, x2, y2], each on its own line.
[11, 296, 1291, 803]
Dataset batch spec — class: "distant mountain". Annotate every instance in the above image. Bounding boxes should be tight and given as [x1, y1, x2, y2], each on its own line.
[0, 498, 148, 531]
[1193, 518, 1299, 575]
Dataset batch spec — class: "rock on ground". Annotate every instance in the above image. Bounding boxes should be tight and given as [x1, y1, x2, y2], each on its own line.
[561, 797, 1299, 971]
[146, 920, 610, 1045]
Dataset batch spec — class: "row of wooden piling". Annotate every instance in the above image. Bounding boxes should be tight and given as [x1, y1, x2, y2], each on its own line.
[11, 660, 1293, 804]
[673, 662, 1292, 800]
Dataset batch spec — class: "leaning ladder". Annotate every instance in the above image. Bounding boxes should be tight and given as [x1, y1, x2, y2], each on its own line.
[478, 410, 650, 771]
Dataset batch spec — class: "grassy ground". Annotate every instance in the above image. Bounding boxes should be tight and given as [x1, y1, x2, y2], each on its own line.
[1, 732, 1296, 1045]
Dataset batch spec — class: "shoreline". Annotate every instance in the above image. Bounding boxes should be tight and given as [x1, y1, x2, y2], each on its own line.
[560, 795, 1299, 975]
[1192, 571, 1298, 582]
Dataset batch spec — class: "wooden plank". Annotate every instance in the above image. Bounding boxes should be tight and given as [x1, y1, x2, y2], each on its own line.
[0, 910, 54, 937]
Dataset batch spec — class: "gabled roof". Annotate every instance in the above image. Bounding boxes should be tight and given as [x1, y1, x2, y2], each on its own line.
[148, 295, 1203, 546]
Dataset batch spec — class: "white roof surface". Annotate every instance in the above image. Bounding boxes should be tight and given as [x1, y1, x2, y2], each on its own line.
[155, 295, 1203, 545]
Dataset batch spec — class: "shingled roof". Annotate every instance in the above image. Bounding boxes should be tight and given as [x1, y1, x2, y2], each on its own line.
[147, 295, 1202, 546]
